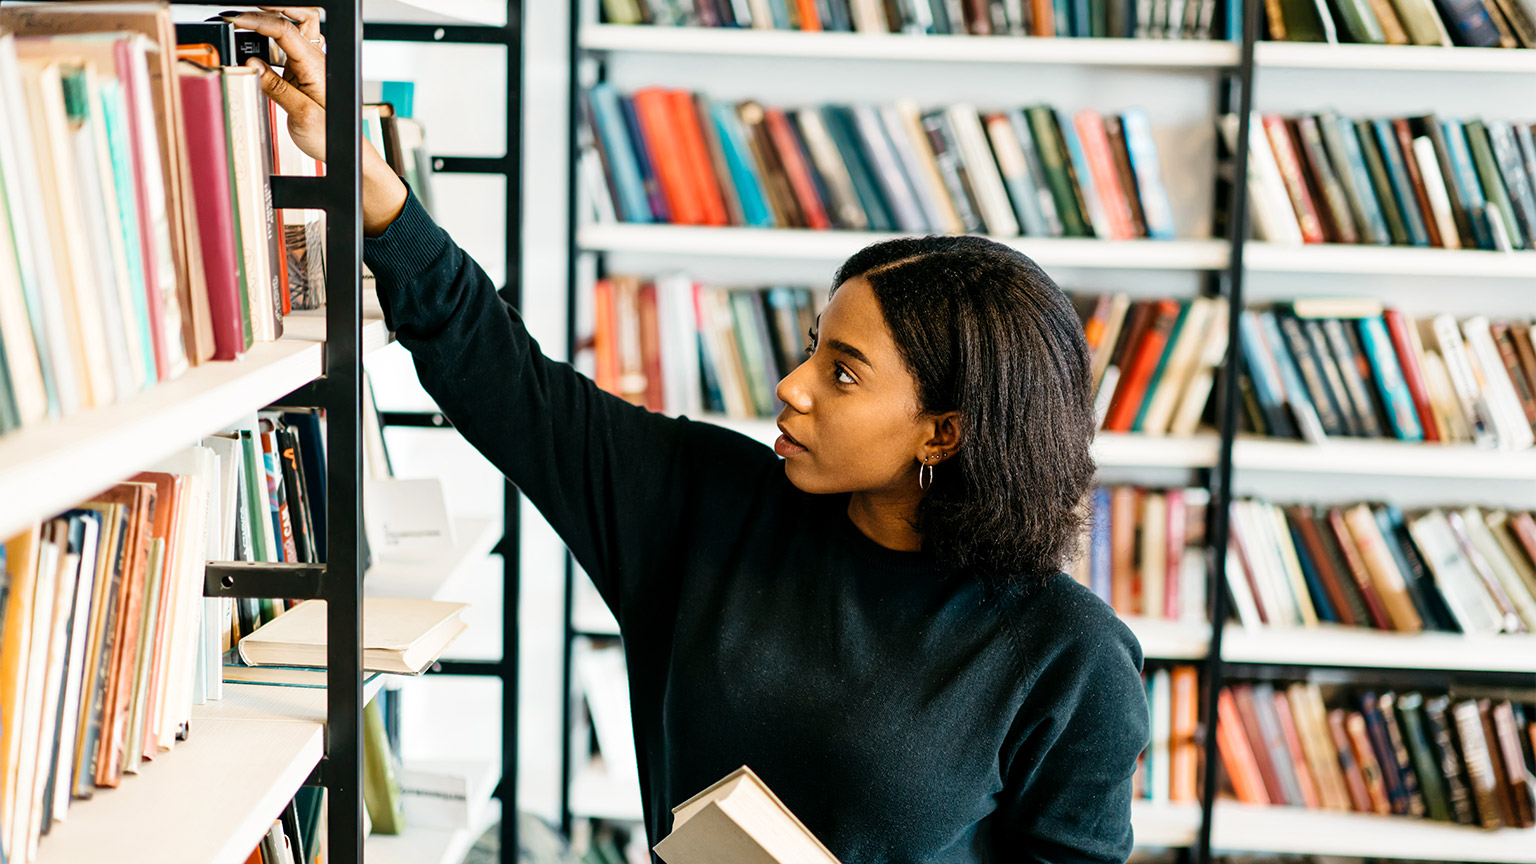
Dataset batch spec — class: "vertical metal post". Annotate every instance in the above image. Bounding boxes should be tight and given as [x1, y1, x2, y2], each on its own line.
[559, 0, 584, 838]
[501, 3, 525, 861]
[1196, 2, 1259, 863]
[323, 1, 365, 863]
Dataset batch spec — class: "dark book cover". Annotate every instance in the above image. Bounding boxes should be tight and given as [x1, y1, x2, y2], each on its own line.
[1288, 505, 1362, 626]
[1361, 692, 1411, 814]
[1397, 694, 1453, 821]
[1432, 0, 1506, 44]
[1025, 106, 1090, 237]
[1296, 116, 1360, 243]
[1277, 314, 1347, 436]
[1340, 320, 1394, 436]
[1303, 318, 1366, 436]
[1417, 116, 1479, 248]
[1393, 118, 1444, 247]
[277, 425, 316, 564]
[1372, 118, 1432, 246]
[1424, 696, 1479, 825]
[1355, 119, 1412, 245]
[1284, 512, 1338, 623]
[1375, 505, 1460, 633]
[1378, 692, 1429, 817]
[819, 106, 895, 232]
[922, 112, 985, 234]
[1104, 116, 1148, 238]
[1466, 120, 1525, 249]
[281, 411, 327, 561]
[1325, 507, 1394, 629]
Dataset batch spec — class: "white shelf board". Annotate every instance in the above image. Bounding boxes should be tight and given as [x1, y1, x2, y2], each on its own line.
[1222, 625, 1536, 673]
[367, 761, 501, 864]
[1256, 41, 1536, 73]
[1132, 801, 1202, 848]
[195, 674, 389, 725]
[0, 307, 389, 541]
[1210, 801, 1536, 862]
[1244, 242, 1536, 277]
[366, 517, 501, 601]
[364, 0, 507, 26]
[1231, 436, 1536, 480]
[35, 718, 322, 864]
[570, 758, 644, 823]
[580, 25, 1238, 67]
[580, 224, 1231, 271]
[1123, 616, 1211, 661]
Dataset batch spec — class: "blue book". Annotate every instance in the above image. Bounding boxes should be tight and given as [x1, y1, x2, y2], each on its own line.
[1238, 311, 1298, 439]
[1008, 111, 1064, 236]
[1441, 119, 1495, 249]
[1377, 505, 1460, 633]
[1430, 0, 1504, 45]
[764, 0, 792, 28]
[1122, 109, 1177, 239]
[1320, 112, 1390, 246]
[1054, 0, 1074, 34]
[710, 101, 774, 228]
[619, 95, 669, 223]
[1227, 0, 1243, 40]
[1258, 311, 1325, 443]
[1285, 515, 1337, 624]
[379, 81, 414, 118]
[1372, 119, 1430, 246]
[587, 84, 651, 224]
[1072, 0, 1092, 35]
[821, 106, 894, 232]
[1356, 316, 1424, 442]
[1090, 488, 1112, 606]
[1056, 109, 1105, 238]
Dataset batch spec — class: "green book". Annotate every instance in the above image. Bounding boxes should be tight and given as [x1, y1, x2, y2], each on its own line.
[728, 291, 777, 418]
[363, 697, 406, 835]
[1397, 693, 1453, 822]
[1277, 0, 1329, 39]
[1025, 106, 1088, 237]
[1333, 0, 1388, 41]
[1354, 119, 1410, 245]
[1464, 119, 1523, 249]
[1131, 301, 1190, 433]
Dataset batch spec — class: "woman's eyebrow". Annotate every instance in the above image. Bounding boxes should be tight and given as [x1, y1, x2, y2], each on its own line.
[826, 338, 872, 368]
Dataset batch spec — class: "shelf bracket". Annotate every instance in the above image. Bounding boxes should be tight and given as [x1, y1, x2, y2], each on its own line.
[205, 562, 328, 601]
[304, 757, 329, 788]
[270, 376, 330, 410]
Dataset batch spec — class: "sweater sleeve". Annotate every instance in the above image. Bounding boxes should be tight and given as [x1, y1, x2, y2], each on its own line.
[992, 598, 1149, 864]
[362, 192, 778, 622]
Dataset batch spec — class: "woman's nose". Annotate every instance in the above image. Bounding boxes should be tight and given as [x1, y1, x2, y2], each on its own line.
[776, 360, 813, 413]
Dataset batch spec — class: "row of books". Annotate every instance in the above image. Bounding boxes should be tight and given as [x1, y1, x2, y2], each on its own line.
[1135, 665, 1202, 804]
[601, 0, 1231, 38]
[1218, 683, 1536, 830]
[582, 85, 1181, 239]
[590, 275, 825, 419]
[1239, 303, 1536, 451]
[1226, 499, 1536, 635]
[241, 788, 328, 864]
[0, 10, 323, 440]
[1263, 0, 1536, 47]
[1068, 486, 1211, 622]
[1230, 111, 1536, 251]
[1078, 294, 1230, 436]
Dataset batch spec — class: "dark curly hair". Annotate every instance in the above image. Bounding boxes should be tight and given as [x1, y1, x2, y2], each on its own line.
[833, 235, 1097, 590]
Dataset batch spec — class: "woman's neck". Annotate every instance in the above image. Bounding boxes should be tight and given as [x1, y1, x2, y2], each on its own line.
[846, 490, 924, 552]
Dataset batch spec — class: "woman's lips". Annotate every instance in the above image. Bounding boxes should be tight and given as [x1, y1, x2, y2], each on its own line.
[775, 426, 808, 458]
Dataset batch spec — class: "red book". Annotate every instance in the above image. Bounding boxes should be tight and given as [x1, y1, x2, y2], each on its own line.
[1109, 486, 1138, 615]
[1163, 488, 1185, 620]
[764, 108, 831, 231]
[637, 281, 665, 412]
[1273, 690, 1321, 808]
[1217, 688, 1270, 805]
[1233, 685, 1287, 804]
[178, 68, 246, 360]
[1326, 508, 1393, 630]
[1382, 309, 1440, 443]
[592, 279, 621, 395]
[267, 99, 292, 316]
[1074, 111, 1135, 241]
[1510, 512, 1536, 569]
[1103, 299, 1180, 432]
[128, 471, 184, 761]
[1263, 114, 1326, 244]
[1393, 119, 1442, 248]
[666, 90, 729, 226]
[632, 89, 705, 225]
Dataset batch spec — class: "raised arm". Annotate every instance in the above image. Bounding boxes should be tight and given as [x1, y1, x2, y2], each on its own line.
[234, 8, 780, 620]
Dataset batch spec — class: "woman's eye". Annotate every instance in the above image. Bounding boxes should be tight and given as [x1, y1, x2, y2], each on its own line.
[834, 363, 855, 385]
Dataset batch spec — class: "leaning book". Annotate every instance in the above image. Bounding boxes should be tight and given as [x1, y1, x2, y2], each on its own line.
[236, 598, 468, 675]
[654, 766, 843, 864]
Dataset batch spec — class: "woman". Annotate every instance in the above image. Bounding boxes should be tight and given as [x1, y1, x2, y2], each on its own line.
[234, 9, 1150, 862]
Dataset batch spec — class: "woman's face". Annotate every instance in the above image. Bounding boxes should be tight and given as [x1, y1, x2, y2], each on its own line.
[774, 276, 934, 496]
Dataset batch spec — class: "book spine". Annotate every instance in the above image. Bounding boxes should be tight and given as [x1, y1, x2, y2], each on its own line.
[1425, 695, 1479, 825]
[1357, 316, 1424, 441]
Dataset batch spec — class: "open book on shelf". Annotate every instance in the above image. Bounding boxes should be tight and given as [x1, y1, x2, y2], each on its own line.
[654, 766, 843, 864]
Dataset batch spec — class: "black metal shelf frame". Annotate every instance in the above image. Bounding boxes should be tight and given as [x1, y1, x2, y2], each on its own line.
[554, 8, 1536, 864]
[366, 8, 523, 864]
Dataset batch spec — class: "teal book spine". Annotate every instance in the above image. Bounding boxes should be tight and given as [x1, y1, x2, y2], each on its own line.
[1357, 316, 1424, 442]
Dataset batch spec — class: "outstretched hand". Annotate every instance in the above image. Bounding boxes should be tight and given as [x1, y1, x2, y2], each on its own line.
[226, 7, 408, 235]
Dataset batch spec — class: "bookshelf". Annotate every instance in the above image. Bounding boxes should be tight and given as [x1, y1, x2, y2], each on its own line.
[554, 2, 1536, 862]
[364, 516, 502, 601]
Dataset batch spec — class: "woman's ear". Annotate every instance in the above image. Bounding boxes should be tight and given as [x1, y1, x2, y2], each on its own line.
[924, 412, 962, 462]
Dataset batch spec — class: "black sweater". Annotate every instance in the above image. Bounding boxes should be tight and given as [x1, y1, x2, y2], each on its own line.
[364, 192, 1150, 864]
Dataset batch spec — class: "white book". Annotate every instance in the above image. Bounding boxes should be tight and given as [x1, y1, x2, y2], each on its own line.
[575, 641, 638, 791]
[1233, 113, 1304, 246]
[1169, 298, 1228, 437]
[224, 68, 277, 344]
[655, 766, 842, 864]
[237, 598, 469, 675]
[655, 272, 703, 418]
[1430, 314, 1497, 448]
[1233, 502, 1286, 626]
[1459, 507, 1536, 631]
[1089, 293, 1132, 395]
[1093, 365, 1121, 430]
[1408, 511, 1504, 635]
[1412, 137, 1461, 250]
[947, 104, 1020, 237]
[1250, 501, 1302, 627]
[1223, 545, 1264, 630]
[21, 528, 61, 862]
[150, 446, 218, 748]
[796, 110, 868, 232]
[0, 178, 47, 425]
[1420, 347, 1471, 443]
[51, 514, 99, 822]
[1269, 502, 1319, 626]
[1149, 668, 1172, 803]
[1461, 316, 1534, 450]
[581, 148, 618, 224]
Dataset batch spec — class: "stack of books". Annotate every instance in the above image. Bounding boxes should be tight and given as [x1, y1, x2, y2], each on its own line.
[1219, 683, 1536, 830]
[1225, 112, 1536, 250]
[1070, 486, 1211, 621]
[1226, 498, 1536, 635]
[1238, 300, 1536, 450]
[1261, 0, 1536, 47]
[601, 0, 1230, 39]
[1136, 665, 1203, 804]
[583, 84, 1182, 239]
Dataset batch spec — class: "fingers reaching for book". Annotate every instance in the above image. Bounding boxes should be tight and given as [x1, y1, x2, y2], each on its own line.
[246, 56, 327, 162]
[224, 9, 326, 107]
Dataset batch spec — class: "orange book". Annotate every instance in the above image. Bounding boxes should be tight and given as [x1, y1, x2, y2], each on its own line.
[632, 89, 705, 225]
[1328, 709, 1374, 812]
[1074, 111, 1135, 241]
[764, 108, 832, 231]
[637, 281, 665, 412]
[1346, 711, 1393, 814]
[1169, 666, 1199, 803]
[1031, 0, 1055, 35]
[89, 482, 157, 786]
[1109, 486, 1138, 615]
[267, 100, 293, 315]
[1272, 690, 1321, 808]
[592, 278, 621, 396]
[176, 43, 220, 66]
[794, 0, 823, 29]
[1216, 689, 1270, 805]
[128, 471, 187, 761]
[1103, 299, 1180, 432]
[666, 90, 729, 226]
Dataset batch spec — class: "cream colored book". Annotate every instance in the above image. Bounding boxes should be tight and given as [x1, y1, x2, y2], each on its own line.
[223, 67, 277, 344]
[655, 766, 842, 864]
[1168, 297, 1228, 437]
[1139, 493, 1167, 619]
[237, 598, 469, 675]
[1139, 297, 1214, 436]
[946, 104, 1019, 238]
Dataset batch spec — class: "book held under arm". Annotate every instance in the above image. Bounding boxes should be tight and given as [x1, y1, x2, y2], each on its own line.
[654, 765, 843, 864]
[236, 597, 468, 675]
